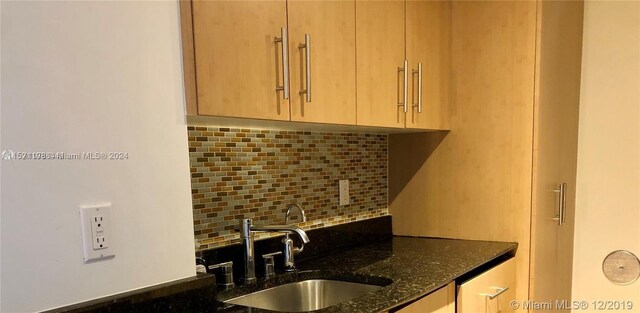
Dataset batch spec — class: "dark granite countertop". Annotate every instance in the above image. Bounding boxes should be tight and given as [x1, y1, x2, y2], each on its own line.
[217, 236, 517, 313]
[48, 215, 516, 313]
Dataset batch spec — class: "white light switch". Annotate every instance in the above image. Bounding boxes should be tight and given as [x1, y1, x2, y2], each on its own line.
[339, 179, 350, 206]
[80, 203, 115, 262]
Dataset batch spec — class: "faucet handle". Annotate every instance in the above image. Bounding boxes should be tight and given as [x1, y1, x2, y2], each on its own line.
[208, 261, 235, 289]
[262, 252, 282, 279]
[195, 257, 207, 274]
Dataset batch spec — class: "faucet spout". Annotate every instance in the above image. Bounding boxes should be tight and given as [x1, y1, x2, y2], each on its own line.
[285, 203, 307, 225]
[250, 224, 310, 244]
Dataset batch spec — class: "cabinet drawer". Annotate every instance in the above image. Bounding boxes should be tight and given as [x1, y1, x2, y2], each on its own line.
[395, 282, 455, 313]
[457, 258, 516, 313]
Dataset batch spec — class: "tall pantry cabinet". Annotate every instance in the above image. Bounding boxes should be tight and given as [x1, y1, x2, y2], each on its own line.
[389, 1, 584, 311]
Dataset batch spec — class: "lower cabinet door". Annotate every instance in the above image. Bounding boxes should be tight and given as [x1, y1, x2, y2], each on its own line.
[457, 258, 517, 313]
[396, 282, 455, 313]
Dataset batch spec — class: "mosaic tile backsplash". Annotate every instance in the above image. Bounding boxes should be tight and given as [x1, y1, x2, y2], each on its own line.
[188, 126, 389, 250]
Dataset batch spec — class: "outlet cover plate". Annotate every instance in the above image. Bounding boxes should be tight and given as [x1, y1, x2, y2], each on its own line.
[80, 203, 115, 263]
[339, 179, 350, 206]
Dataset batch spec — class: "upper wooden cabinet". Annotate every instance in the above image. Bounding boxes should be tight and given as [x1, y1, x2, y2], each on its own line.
[355, 0, 406, 128]
[191, 0, 290, 120]
[183, 0, 451, 130]
[287, 0, 357, 124]
[405, 0, 451, 130]
[356, 0, 451, 130]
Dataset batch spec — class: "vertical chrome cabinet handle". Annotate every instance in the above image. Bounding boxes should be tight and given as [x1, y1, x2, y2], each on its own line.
[417, 63, 422, 113]
[411, 63, 423, 113]
[403, 59, 408, 113]
[397, 65, 404, 111]
[553, 183, 567, 226]
[298, 34, 311, 102]
[553, 184, 562, 226]
[397, 60, 408, 113]
[274, 27, 290, 100]
[560, 183, 567, 224]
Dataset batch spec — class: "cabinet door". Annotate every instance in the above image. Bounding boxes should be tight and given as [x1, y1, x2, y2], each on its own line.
[355, 0, 406, 128]
[529, 0, 583, 309]
[288, 0, 356, 125]
[396, 282, 455, 313]
[457, 258, 516, 313]
[192, 0, 289, 120]
[405, 0, 451, 130]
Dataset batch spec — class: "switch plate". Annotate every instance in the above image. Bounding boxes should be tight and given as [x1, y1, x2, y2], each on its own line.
[80, 203, 115, 262]
[339, 179, 350, 206]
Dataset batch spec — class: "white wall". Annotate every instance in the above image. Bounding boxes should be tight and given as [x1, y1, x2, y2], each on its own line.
[0, 1, 196, 312]
[572, 1, 640, 311]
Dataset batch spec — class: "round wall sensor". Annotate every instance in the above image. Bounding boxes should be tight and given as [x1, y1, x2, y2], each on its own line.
[602, 250, 640, 285]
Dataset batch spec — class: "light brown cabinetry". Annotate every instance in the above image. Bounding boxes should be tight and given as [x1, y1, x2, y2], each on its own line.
[356, 0, 451, 130]
[396, 282, 455, 313]
[405, 0, 451, 130]
[389, 0, 583, 307]
[529, 1, 583, 308]
[457, 259, 516, 313]
[287, 0, 356, 124]
[183, 0, 451, 129]
[188, 0, 357, 124]
[191, 0, 290, 120]
[355, 0, 406, 128]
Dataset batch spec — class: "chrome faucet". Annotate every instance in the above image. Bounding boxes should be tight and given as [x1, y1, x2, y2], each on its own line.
[283, 204, 307, 271]
[238, 218, 310, 284]
[285, 203, 307, 225]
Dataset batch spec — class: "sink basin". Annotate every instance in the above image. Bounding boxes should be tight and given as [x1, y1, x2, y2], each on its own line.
[224, 279, 383, 312]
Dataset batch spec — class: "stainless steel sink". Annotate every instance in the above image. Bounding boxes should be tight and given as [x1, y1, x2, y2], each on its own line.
[224, 279, 383, 312]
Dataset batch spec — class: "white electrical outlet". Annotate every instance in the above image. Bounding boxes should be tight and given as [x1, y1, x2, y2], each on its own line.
[339, 179, 350, 205]
[80, 203, 115, 262]
[91, 215, 108, 249]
